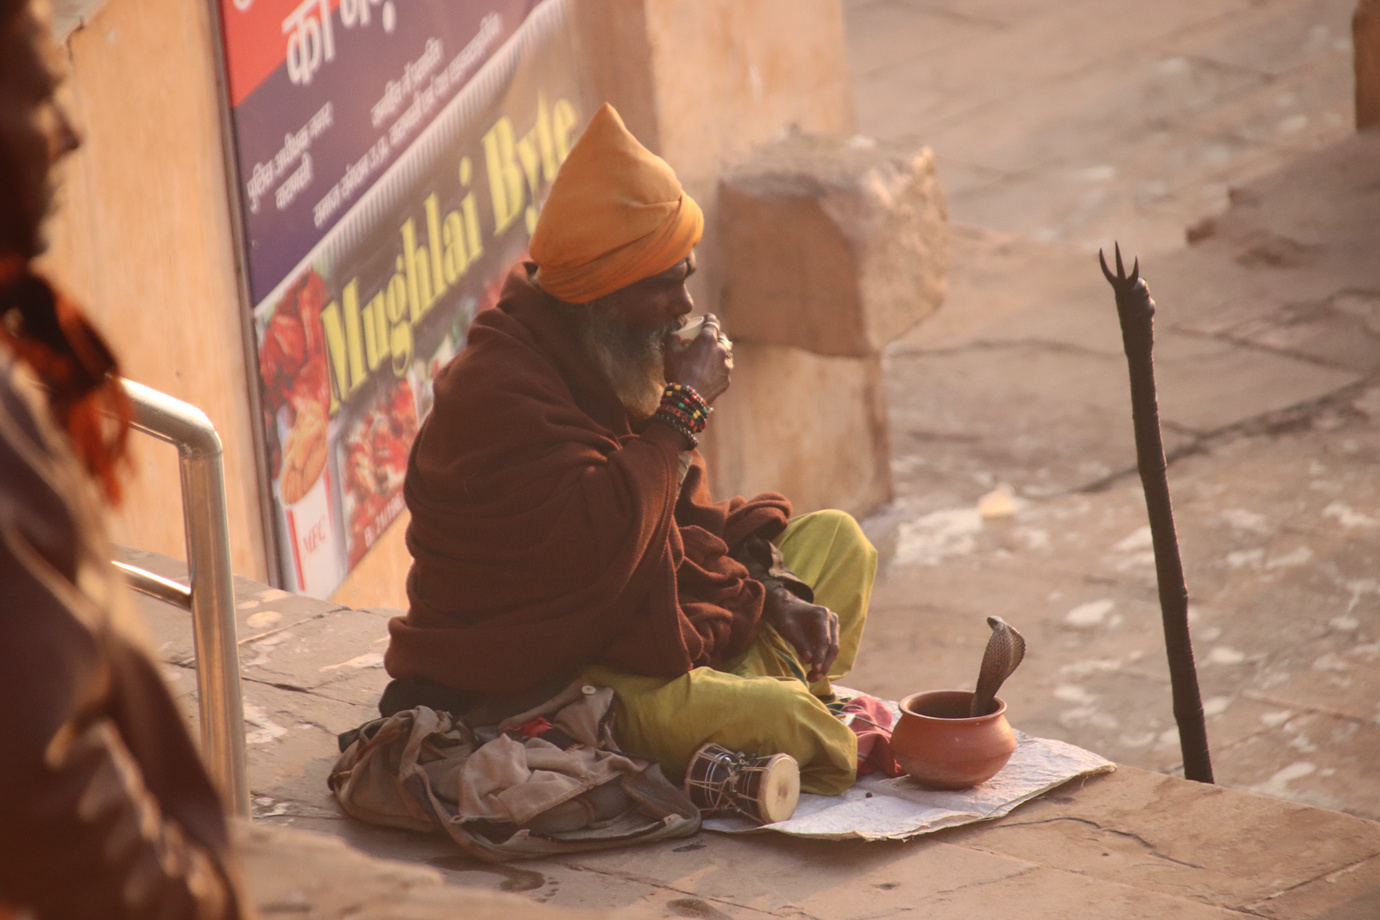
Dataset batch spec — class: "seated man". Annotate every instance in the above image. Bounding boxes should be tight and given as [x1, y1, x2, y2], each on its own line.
[382, 103, 877, 798]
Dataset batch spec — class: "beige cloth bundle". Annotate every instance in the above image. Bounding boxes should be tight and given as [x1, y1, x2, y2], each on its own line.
[329, 683, 700, 861]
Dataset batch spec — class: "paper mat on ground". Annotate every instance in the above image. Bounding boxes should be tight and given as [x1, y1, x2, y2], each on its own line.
[703, 732, 1115, 840]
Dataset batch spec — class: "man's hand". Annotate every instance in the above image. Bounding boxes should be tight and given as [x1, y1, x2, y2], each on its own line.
[762, 584, 840, 683]
[663, 314, 732, 404]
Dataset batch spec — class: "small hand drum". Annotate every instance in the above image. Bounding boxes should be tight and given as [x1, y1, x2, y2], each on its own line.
[683, 743, 800, 825]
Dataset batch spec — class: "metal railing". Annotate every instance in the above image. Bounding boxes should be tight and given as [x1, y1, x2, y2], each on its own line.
[114, 379, 250, 818]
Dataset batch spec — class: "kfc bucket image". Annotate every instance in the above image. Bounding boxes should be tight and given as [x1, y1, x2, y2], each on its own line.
[280, 454, 344, 598]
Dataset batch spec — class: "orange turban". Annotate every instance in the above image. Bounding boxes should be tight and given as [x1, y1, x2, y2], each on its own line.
[530, 104, 703, 304]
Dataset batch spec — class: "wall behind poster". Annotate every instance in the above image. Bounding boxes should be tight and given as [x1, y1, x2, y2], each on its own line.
[216, 0, 583, 597]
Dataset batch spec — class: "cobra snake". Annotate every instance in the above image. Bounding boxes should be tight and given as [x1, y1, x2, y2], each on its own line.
[970, 616, 1026, 717]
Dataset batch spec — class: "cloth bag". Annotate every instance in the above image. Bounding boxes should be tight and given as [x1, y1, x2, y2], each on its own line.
[328, 683, 701, 861]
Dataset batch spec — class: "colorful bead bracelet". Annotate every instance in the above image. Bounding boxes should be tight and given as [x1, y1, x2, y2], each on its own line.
[655, 382, 710, 449]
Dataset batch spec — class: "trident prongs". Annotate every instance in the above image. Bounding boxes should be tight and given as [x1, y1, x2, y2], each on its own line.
[1099, 242, 1140, 291]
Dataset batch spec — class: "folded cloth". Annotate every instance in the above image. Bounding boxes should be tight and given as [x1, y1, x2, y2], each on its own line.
[837, 693, 904, 778]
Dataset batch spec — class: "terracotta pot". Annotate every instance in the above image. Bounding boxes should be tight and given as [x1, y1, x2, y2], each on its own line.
[890, 689, 1017, 790]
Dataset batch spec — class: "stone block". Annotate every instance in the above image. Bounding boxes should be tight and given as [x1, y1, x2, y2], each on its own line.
[719, 134, 949, 358]
[1358, 0, 1380, 129]
[702, 342, 891, 519]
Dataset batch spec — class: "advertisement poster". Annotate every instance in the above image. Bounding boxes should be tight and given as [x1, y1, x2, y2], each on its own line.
[215, 0, 584, 597]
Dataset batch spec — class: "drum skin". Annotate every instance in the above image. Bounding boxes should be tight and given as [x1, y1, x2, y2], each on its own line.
[891, 690, 1017, 790]
[739, 754, 799, 824]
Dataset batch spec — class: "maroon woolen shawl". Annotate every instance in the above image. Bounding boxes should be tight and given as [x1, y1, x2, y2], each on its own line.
[386, 263, 792, 695]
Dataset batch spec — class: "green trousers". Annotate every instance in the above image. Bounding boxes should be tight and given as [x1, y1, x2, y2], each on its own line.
[583, 509, 877, 795]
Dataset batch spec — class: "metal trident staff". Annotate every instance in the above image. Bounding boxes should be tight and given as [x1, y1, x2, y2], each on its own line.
[1101, 244, 1213, 784]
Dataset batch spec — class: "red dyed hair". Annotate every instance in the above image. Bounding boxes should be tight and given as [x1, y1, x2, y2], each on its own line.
[0, 257, 131, 503]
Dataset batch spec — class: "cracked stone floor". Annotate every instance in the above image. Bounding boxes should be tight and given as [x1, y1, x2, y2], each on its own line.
[845, 0, 1380, 823]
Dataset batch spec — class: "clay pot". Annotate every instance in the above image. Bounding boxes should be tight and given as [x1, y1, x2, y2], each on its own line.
[890, 689, 1017, 790]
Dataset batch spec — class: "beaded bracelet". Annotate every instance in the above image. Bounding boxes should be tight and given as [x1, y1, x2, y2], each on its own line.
[654, 412, 699, 450]
[654, 382, 709, 450]
[657, 402, 699, 433]
[660, 382, 710, 434]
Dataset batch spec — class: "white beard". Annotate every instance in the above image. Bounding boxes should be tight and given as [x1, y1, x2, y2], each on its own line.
[580, 309, 674, 422]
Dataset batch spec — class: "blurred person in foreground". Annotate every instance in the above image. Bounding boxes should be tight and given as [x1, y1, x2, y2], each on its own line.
[0, 2, 249, 916]
[382, 103, 879, 799]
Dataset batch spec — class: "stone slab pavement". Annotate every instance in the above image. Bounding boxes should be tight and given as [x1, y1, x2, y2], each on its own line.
[846, 0, 1359, 256]
[846, 0, 1380, 827]
[116, 0, 1380, 916]
[124, 557, 1380, 919]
